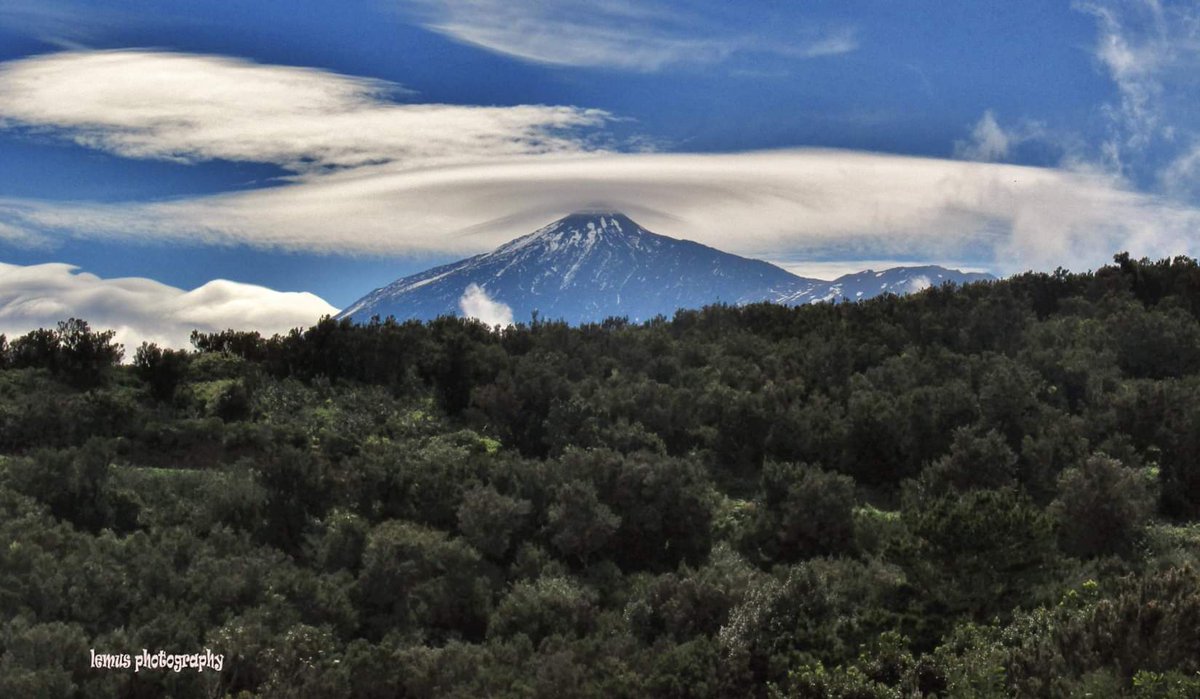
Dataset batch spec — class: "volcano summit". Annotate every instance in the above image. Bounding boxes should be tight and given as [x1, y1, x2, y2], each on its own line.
[337, 213, 991, 324]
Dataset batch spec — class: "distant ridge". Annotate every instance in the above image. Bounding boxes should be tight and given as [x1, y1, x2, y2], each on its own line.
[782, 265, 995, 305]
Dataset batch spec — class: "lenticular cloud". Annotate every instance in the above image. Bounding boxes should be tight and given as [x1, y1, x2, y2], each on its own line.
[0, 49, 609, 173]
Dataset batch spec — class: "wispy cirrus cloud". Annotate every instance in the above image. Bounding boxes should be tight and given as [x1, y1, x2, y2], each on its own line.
[0, 261, 336, 350]
[0, 0, 130, 48]
[1075, 0, 1200, 185]
[0, 50, 610, 174]
[1160, 141, 1200, 200]
[400, 0, 857, 71]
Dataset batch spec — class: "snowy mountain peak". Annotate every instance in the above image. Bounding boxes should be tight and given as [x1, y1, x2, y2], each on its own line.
[494, 212, 641, 257]
[337, 213, 994, 324]
[538, 212, 635, 236]
[561, 211, 633, 231]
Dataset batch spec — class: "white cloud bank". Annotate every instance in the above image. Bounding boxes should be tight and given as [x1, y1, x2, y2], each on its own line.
[0, 262, 337, 351]
[0, 49, 1198, 279]
[458, 283, 513, 327]
[401, 0, 857, 71]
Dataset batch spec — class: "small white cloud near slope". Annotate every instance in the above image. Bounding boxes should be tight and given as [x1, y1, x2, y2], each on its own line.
[903, 275, 933, 293]
[0, 262, 337, 351]
[458, 283, 513, 326]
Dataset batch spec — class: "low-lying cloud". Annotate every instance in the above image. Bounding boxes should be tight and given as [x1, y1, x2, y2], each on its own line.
[0, 262, 337, 351]
[458, 283, 514, 327]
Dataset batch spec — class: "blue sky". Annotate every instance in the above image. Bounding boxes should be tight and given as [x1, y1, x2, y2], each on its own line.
[0, 0, 1198, 345]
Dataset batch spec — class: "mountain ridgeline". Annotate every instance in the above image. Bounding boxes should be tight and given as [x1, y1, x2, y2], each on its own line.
[338, 213, 993, 324]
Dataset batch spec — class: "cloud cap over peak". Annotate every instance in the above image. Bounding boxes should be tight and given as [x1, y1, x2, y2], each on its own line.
[4, 148, 1198, 276]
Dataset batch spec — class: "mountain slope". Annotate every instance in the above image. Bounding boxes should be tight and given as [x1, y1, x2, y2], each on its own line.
[338, 213, 822, 323]
[338, 213, 994, 324]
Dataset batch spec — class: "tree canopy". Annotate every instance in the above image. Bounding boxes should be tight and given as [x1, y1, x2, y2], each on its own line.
[3, 254, 1200, 696]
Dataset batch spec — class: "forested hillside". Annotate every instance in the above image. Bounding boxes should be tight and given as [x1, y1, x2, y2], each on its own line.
[3, 253, 1200, 697]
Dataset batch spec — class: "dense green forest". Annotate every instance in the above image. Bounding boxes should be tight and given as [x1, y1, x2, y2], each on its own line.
[3, 253, 1200, 697]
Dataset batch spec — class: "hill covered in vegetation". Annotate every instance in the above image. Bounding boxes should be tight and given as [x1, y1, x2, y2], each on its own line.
[3, 253, 1200, 697]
